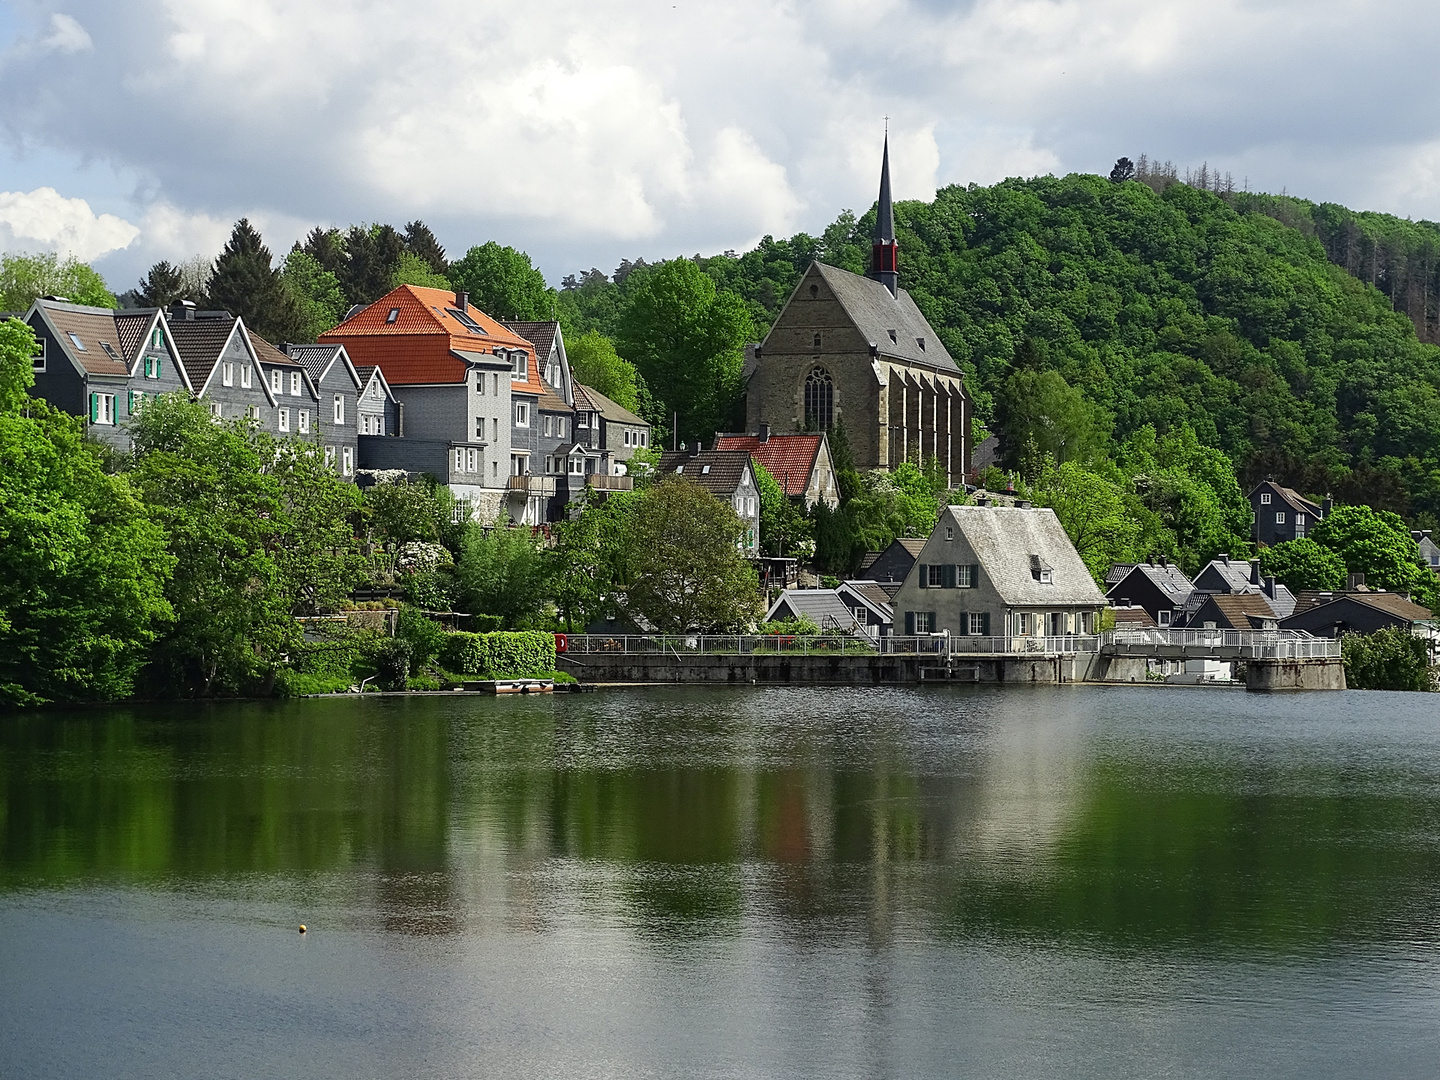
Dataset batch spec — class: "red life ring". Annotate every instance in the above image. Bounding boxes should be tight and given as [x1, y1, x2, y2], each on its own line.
[554, 633, 568, 654]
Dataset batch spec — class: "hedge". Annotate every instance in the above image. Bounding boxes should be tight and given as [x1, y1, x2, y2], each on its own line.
[1342, 628, 1434, 692]
[441, 631, 556, 678]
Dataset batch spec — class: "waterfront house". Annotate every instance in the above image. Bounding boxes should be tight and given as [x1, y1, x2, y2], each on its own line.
[23, 297, 185, 451]
[573, 383, 651, 470]
[1105, 560, 1195, 628]
[1250, 480, 1328, 545]
[764, 589, 862, 633]
[320, 285, 529, 521]
[657, 449, 761, 557]
[836, 580, 895, 637]
[1187, 593, 1279, 631]
[891, 504, 1106, 638]
[1191, 554, 1297, 619]
[860, 538, 927, 583]
[286, 343, 362, 477]
[249, 334, 316, 446]
[713, 427, 841, 509]
[502, 320, 577, 522]
[1280, 591, 1435, 638]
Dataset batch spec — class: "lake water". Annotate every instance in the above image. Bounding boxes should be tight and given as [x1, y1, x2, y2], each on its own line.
[2, 686, 1439, 1079]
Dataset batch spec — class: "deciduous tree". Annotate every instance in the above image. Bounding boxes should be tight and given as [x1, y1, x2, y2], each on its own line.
[449, 241, 552, 320]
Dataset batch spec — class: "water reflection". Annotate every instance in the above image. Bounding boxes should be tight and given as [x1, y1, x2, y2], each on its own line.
[3, 687, 1440, 954]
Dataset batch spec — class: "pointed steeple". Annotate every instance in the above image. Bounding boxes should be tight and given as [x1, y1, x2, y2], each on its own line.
[868, 133, 899, 297]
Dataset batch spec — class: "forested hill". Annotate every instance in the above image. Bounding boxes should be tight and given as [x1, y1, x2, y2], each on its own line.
[559, 175, 1440, 526]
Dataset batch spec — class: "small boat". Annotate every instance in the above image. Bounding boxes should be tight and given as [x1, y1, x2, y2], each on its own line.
[465, 679, 555, 695]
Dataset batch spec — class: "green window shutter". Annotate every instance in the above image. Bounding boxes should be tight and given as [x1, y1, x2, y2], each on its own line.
[904, 611, 916, 635]
[981, 612, 990, 636]
[956, 609, 966, 634]
[918, 563, 928, 588]
[89, 393, 98, 422]
[942, 563, 956, 589]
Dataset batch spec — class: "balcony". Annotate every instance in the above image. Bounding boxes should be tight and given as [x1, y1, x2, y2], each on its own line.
[507, 474, 557, 496]
[585, 473, 633, 491]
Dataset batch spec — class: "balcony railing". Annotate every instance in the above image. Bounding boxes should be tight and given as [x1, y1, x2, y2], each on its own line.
[585, 474, 633, 491]
[1101, 628, 1342, 659]
[560, 634, 1100, 657]
[507, 474, 556, 496]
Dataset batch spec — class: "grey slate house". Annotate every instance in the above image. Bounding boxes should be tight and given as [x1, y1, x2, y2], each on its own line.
[891, 505, 1106, 638]
[1106, 560, 1195, 628]
[1281, 591, 1434, 637]
[166, 306, 278, 431]
[1187, 593, 1280, 631]
[23, 298, 186, 451]
[249, 333, 318, 445]
[353, 365, 400, 437]
[764, 589, 863, 633]
[499, 319, 579, 523]
[657, 449, 761, 557]
[287, 343, 362, 479]
[1251, 480, 1328, 545]
[1191, 555, 1297, 619]
[573, 383, 651, 470]
[1413, 530, 1440, 572]
[860, 538, 927, 583]
[501, 320, 576, 406]
[837, 580, 895, 637]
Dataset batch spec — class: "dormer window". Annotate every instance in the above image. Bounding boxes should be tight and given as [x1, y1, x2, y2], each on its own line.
[386, 308, 400, 324]
[702, 465, 711, 474]
[512, 352, 526, 380]
[1030, 555, 1053, 583]
[916, 337, 926, 351]
[888, 330, 897, 343]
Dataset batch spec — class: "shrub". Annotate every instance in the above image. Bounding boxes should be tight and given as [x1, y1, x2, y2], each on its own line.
[289, 623, 378, 680]
[757, 615, 821, 635]
[370, 638, 412, 690]
[1341, 628, 1434, 692]
[396, 604, 448, 671]
[441, 630, 556, 677]
[274, 670, 354, 697]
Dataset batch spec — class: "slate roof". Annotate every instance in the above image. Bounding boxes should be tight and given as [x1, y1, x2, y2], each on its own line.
[500, 320, 558, 363]
[946, 505, 1107, 607]
[33, 301, 155, 376]
[765, 589, 860, 631]
[250, 333, 301, 368]
[1189, 593, 1279, 629]
[167, 315, 240, 389]
[1105, 563, 1139, 587]
[1112, 605, 1158, 628]
[287, 344, 343, 380]
[837, 581, 895, 621]
[1289, 590, 1433, 622]
[1255, 481, 1323, 517]
[1196, 557, 1261, 593]
[576, 383, 645, 426]
[714, 433, 823, 497]
[354, 365, 396, 403]
[658, 450, 752, 496]
[807, 262, 959, 372]
[1106, 562, 1195, 607]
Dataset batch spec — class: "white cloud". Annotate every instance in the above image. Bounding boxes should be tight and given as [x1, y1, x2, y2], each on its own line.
[0, 188, 138, 261]
[41, 14, 93, 54]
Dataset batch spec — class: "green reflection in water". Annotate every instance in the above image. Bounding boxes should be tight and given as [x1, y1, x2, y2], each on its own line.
[3, 692, 1438, 954]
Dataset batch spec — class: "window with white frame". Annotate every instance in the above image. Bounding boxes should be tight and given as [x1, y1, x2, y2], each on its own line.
[144, 355, 161, 379]
[558, 417, 567, 439]
[222, 361, 234, 386]
[278, 408, 290, 432]
[31, 338, 45, 372]
[477, 372, 486, 395]
[209, 401, 222, 420]
[371, 382, 380, 399]
[290, 372, 301, 396]
[151, 327, 163, 349]
[1018, 612, 1039, 636]
[91, 392, 117, 425]
[1296, 513, 1305, 526]
[455, 448, 464, 472]
[468, 448, 478, 472]
[342, 447, 353, 476]
[544, 415, 553, 437]
[1158, 610, 1172, 627]
[333, 394, 345, 424]
[475, 416, 485, 440]
[967, 612, 987, 635]
[246, 405, 260, 422]
[957, 564, 973, 588]
[926, 564, 944, 587]
[128, 390, 144, 414]
[240, 364, 251, 388]
[514, 402, 530, 427]
[1276, 512, 1286, 524]
[298, 410, 310, 434]
[945, 527, 954, 541]
[569, 454, 585, 474]
[639, 430, 646, 447]
[913, 611, 935, 633]
[324, 446, 336, 468]
[512, 352, 526, 380]
[1260, 492, 1272, 505]
[271, 370, 283, 393]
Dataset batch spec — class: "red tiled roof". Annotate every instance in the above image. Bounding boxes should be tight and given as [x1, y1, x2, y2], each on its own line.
[320, 284, 535, 386]
[714, 433, 822, 497]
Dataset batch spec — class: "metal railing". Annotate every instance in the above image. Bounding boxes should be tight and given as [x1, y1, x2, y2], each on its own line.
[1101, 629, 1342, 659]
[561, 634, 1101, 657]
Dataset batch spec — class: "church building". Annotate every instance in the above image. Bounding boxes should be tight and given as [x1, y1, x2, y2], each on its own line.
[743, 138, 970, 483]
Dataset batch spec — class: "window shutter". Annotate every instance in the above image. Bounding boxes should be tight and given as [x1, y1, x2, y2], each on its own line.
[970, 564, 981, 588]
[904, 611, 915, 635]
[929, 611, 937, 634]
[956, 609, 966, 634]
[942, 563, 956, 589]
[89, 393, 98, 422]
[981, 612, 990, 636]
[918, 563, 928, 589]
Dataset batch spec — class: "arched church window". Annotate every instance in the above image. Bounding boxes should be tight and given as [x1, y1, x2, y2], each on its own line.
[804, 366, 834, 430]
[812, 333, 822, 348]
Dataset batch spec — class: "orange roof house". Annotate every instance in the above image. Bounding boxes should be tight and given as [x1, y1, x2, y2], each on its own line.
[714, 428, 840, 509]
[319, 285, 536, 386]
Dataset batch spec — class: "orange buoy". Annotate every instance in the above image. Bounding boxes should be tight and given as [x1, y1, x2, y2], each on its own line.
[298, 924, 307, 934]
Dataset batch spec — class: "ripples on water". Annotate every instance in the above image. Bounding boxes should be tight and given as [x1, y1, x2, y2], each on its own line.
[3, 686, 1440, 1078]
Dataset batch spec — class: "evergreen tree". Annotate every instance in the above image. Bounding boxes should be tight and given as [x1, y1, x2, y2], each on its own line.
[205, 219, 306, 344]
[299, 227, 347, 276]
[136, 260, 185, 307]
[404, 220, 449, 277]
[340, 224, 405, 305]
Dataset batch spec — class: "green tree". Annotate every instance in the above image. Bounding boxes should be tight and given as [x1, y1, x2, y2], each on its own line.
[616, 258, 752, 447]
[280, 249, 348, 342]
[1312, 504, 1437, 606]
[269, 442, 366, 615]
[0, 318, 173, 705]
[299, 227, 347, 276]
[1259, 538, 1347, 592]
[135, 260, 187, 307]
[339, 224, 405, 305]
[391, 251, 451, 291]
[1030, 459, 1145, 582]
[754, 460, 812, 558]
[449, 241, 552, 319]
[364, 479, 461, 549]
[546, 489, 641, 630]
[403, 220, 449, 277]
[623, 476, 762, 631]
[1342, 626, 1433, 692]
[456, 525, 551, 629]
[1, 251, 116, 310]
[206, 219, 307, 344]
[567, 330, 642, 412]
[994, 367, 1106, 477]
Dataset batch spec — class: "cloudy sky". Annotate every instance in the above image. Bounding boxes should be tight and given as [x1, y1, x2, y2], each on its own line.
[2, 0, 1438, 290]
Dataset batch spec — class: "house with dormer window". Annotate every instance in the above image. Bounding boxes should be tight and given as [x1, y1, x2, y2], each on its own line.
[657, 448, 761, 556]
[164, 302, 279, 434]
[22, 297, 189, 451]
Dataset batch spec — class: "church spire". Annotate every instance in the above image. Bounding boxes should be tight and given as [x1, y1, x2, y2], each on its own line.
[869, 133, 899, 297]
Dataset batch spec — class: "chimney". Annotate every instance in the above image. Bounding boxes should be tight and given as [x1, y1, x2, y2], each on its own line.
[1249, 559, 1261, 585]
[456, 290, 469, 313]
[170, 299, 196, 321]
[1322, 494, 1333, 516]
[1347, 572, 1366, 592]
[1160, 555, 1168, 568]
[1017, 500, 1032, 509]
[688, 440, 702, 458]
[758, 423, 770, 444]
[1263, 575, 1277, 600]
